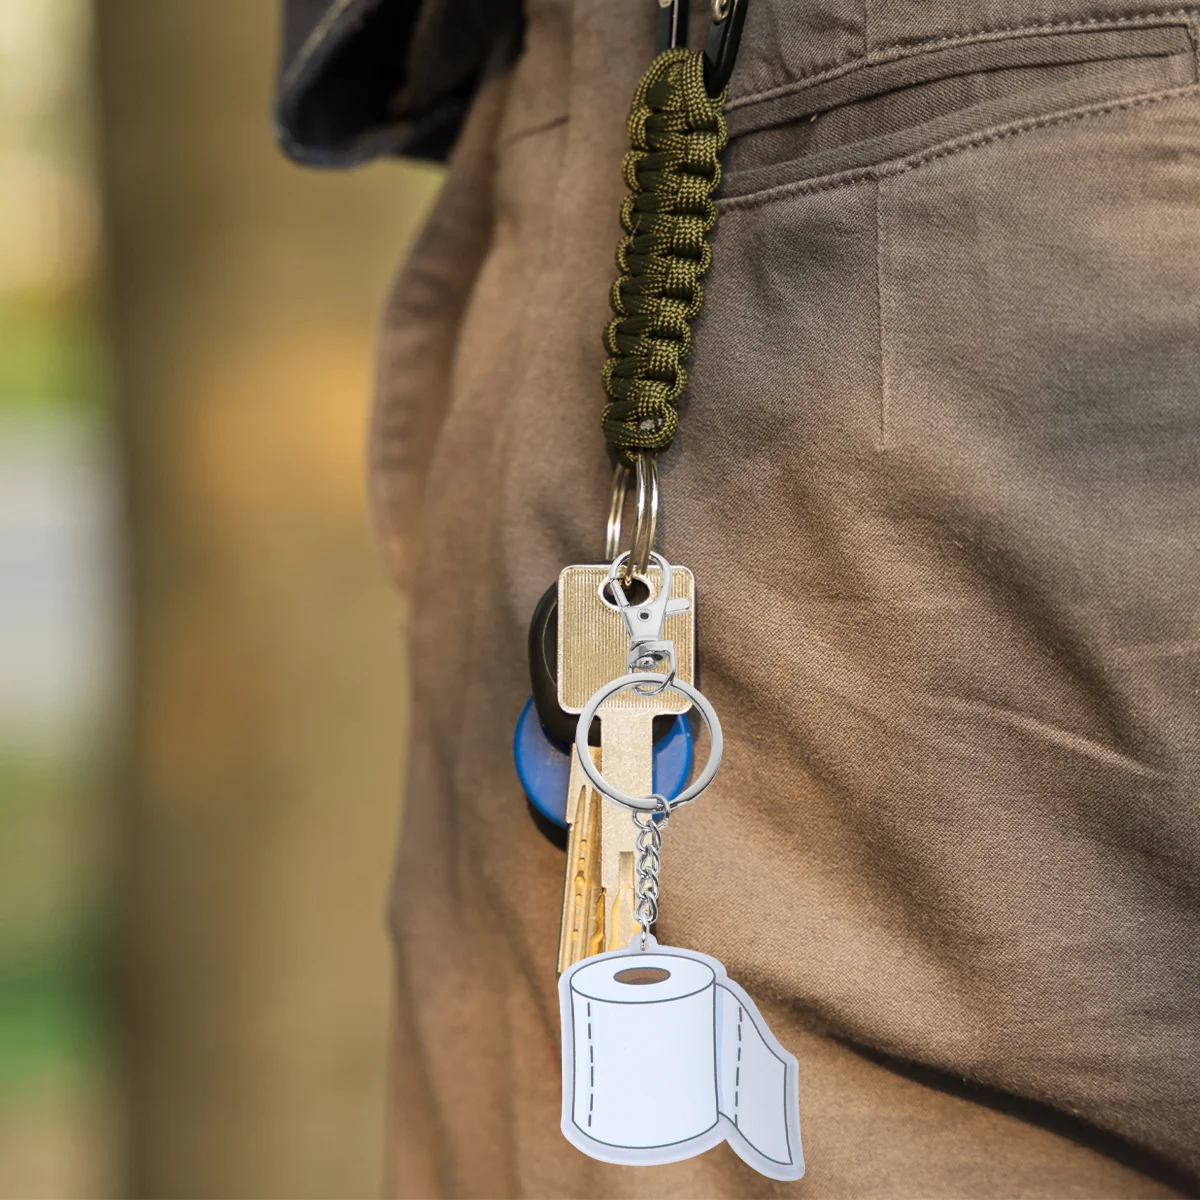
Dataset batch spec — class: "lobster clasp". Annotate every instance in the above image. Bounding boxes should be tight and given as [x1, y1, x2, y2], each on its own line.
[607, 551, 691, 673]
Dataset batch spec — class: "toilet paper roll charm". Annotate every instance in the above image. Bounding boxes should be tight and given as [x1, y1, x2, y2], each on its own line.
[559, 936, 804, 1181]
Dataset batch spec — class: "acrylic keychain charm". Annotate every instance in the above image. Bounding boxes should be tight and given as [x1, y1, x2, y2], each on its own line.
[560, 939, 803, 1179]
[557, 556, 805, 1182]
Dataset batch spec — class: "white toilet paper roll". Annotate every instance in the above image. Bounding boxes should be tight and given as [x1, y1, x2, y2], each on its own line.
[559, 938, 804, 1181]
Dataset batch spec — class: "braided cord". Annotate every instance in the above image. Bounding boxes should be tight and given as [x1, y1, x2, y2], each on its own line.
[602, 49, 727, 466]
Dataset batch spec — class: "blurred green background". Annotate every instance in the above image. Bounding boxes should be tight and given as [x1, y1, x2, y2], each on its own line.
[0, 2, 439, 1195]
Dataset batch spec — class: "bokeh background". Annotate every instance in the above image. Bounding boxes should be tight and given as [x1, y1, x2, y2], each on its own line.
[0, 3, 439, 1195]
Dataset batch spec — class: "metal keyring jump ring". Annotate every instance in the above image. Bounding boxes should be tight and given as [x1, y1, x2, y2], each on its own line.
[604, 453, 659, 579]
[574, 673, 723, 812]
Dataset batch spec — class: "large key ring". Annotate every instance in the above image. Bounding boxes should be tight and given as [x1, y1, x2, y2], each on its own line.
[574, 673, 723, 812]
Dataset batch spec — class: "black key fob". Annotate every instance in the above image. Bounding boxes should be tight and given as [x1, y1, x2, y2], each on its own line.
[528, 582, 592, 745]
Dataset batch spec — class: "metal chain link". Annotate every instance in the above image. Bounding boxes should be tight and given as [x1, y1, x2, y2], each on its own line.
[633, 801, 670, 949]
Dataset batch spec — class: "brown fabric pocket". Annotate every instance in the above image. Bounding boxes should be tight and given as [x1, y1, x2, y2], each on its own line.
[720, 16, 1198, 198]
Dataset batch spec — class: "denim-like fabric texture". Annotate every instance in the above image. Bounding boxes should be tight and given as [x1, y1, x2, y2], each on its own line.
[352, 1, 1200, 1195]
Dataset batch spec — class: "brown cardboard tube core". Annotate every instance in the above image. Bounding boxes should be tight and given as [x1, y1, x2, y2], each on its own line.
[613, 967, 671, 985]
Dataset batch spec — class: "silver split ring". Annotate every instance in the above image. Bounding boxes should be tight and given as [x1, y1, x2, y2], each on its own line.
[574, 673, 723, 812]
[604, 453, 659, 579]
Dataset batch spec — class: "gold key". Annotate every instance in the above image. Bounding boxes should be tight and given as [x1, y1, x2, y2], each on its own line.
[556, 562, 694, 972]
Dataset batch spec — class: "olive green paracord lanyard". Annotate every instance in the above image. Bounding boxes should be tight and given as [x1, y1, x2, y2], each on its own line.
[601, 2, 747, 467]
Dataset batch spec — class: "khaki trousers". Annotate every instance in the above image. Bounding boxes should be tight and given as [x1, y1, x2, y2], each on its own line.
[370, 2, 1200, 1194]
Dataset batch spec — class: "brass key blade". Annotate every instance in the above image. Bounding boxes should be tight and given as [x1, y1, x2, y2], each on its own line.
[597, 708, 655, 951]
[558, 749, 605, 974]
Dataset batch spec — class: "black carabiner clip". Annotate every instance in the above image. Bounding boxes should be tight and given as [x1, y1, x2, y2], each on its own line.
[656, 0, 748, 96]
[703, 0, 748, 95]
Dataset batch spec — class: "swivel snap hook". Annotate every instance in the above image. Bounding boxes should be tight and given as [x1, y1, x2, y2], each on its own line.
[607, 550, 691, 675]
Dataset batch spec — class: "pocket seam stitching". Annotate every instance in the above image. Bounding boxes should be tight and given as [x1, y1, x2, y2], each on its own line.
[727, 8, 1199, 114]
[718, 83, 1200, 211]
